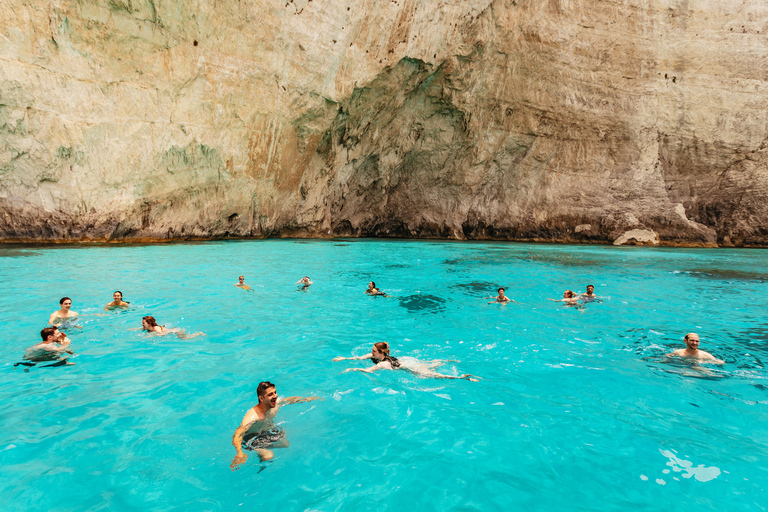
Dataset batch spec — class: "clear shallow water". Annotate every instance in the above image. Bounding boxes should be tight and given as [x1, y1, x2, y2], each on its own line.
[0, 240, 766, 511]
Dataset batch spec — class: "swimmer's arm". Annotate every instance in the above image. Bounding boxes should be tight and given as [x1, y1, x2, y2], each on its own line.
[48, 312, 58, 324]
[231, 409, 259, 463]
[333, 355, 369, 361]
[343, 362, 389, 373]
[279, 396, 322, 405]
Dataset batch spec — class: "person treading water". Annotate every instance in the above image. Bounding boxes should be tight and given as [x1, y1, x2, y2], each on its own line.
[141, 316, 205, 339]
[296, 276, 313, 290]
[487, 287, 515, 304]
[230, 381, 320, 470]
[334, 342, 480, 381]
[578, 285, 600, 303]
[235, 275, 252, 291]
[666, 333, 724, 364]
[15, 327, 75, 368]
[105, 290, 130, 310]
[49, 297, 79, 325]
[365, 281, 388, 297]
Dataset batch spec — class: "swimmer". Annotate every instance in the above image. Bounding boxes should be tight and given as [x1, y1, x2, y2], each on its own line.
[487, 287, 515, 304]
[16, 327, 75, 368]
[296, 276, 312, 290]
[578, 285, 599, 303]
[666, 333, 724, 364]
[334, 342, 479, 381]
[235, 275, 252, 291]
[104, 290, 129, 310]
[365, 281, 376, 294]
[142, 315, 205, 339]
[49, 297, 79, 324]
[230, 381, 320, 470]
[548, 290, 582, 310]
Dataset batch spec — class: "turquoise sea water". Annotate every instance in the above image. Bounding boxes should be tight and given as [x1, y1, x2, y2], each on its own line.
[0, 240, 766, 511]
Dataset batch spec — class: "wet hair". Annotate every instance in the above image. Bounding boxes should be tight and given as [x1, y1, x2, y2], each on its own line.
[498, 287, 505, 293]
[373, 342, 391, 357]
[564, 290, 575, 298]
[41, 327, 57, 341]
[257, 381, 276, 398]
[369, 281, 376, 288]
[684, 333, 698, 342]
[60, 297, 71, 305]
[142, 316, 160, 330]
[586, 284, 595, 289]
[114, 290, 123, 297]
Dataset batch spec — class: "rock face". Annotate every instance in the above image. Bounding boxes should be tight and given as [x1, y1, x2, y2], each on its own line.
[1, 0, 767, 246]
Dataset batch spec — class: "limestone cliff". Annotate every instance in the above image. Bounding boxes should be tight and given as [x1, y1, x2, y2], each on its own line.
[1, 0, 767, 246]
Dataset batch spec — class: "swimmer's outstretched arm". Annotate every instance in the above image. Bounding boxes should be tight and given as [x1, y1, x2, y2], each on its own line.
[343, 366, 380, 374]
[279, 396, 322, 405]
[333, 355, 369, 361]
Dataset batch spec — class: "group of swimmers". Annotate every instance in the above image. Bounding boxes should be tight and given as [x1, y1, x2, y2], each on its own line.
[23, 275, 725, 470]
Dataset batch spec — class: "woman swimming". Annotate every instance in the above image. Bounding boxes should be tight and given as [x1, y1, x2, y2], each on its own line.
[334, 342, 479, 381]
[49, 297, 79, 324]
[548, 290, 580, 304]
[142, 316, 205, 339]
[105, 291, 130, 310]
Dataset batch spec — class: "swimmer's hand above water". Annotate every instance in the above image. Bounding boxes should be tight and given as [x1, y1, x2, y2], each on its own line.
[230, 453, 247, 471]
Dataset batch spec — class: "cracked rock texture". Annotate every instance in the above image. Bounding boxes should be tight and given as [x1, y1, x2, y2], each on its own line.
[1, 0, 767, 246]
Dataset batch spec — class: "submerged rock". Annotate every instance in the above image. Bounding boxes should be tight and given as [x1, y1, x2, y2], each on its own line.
[1, 0, 767, 246]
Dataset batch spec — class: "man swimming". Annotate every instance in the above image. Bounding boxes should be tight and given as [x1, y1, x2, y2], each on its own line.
[296, 276, 313, 290]
[235, 276, 252, 291]
[49, 297, 79, 324]
[578, 285, 599, 302]
[17, 327, 75, 368]
[105, 290, 129, 310]
[230, 381, 320, 470]
[666, 333, 724, 364]
[488, 287, 514, 304]
[334, 342, 480, 381]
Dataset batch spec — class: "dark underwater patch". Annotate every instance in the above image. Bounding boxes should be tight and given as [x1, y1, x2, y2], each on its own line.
[398, 294, 446, 314]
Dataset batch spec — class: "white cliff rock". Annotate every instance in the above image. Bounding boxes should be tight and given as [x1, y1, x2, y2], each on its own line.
[1, 0, 767, 245]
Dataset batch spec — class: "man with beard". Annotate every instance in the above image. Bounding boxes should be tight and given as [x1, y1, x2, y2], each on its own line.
[230, 381, 320, 470]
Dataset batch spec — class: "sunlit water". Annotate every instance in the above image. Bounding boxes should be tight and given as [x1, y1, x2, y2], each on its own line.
[1, 240, 766, 511]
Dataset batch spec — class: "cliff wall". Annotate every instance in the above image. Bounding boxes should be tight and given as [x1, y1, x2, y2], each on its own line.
[1, 0, 767, 245]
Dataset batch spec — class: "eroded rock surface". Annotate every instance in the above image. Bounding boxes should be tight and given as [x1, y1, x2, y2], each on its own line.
[1, 0, 767, 245]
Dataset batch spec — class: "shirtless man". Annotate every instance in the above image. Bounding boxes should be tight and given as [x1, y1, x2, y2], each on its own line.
[667, 333, 724, 364]
[488, 287, 514, 304]
[579, 285, 598, 302]
[296, 276, 313, 290]
[18, 327, 74, 367]
[105, 291, 129, 310]
[230, 381, 320, 470]
[235, 276, 252, 290]
[49, 297, 78, 325]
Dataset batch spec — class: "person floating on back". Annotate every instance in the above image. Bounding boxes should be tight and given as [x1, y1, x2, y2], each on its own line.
[334, 342, 480, 381]
[666, 333, 724, 364]
[230, 381, 320, 470]
[105, 290, 130, 310]
[49, 297, 79, 325]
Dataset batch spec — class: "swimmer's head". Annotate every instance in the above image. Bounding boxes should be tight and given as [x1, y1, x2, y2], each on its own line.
[238, 276, 245, 283]
[257, 381, 278, 408]
[369, 281, 376, 289]
[113, 291, 123, 301]
[142, 316, 159, 330]
[564, 290, 575, 298]
[498, 287, 505, 294]
[586, 285, 595, 293]
[372, 342, 391, 359]
[40, 326, 58, 341]
[60, 297, 72, 307]
[684, 332, 700, 349]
